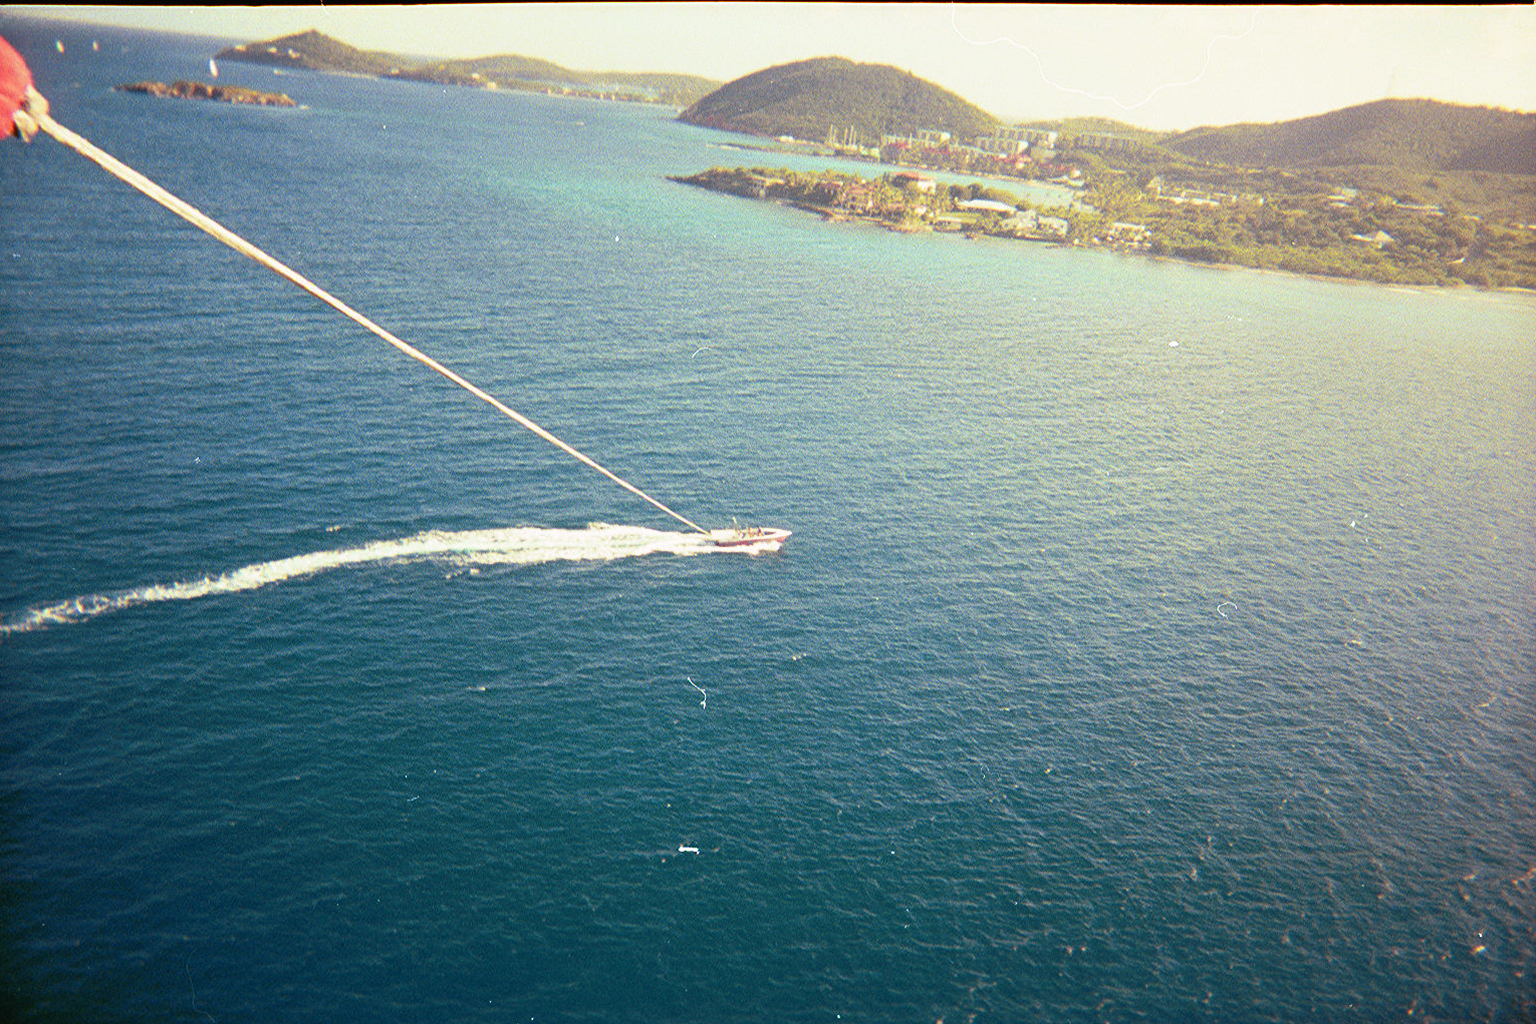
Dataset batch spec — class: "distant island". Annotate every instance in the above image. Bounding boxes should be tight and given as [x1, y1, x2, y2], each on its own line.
[116, 80, 296, 107]
[215, 29, 720, 108]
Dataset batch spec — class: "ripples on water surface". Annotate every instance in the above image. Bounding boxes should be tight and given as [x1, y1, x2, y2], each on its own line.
[1, 18, 1533, 1024]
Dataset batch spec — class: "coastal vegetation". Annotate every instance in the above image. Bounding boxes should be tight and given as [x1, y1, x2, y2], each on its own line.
[672, 167, 1074, 240]
[674, 165, 1536, 290]
[1082, 174, 1535, 288]
[216, 30, 721, 107]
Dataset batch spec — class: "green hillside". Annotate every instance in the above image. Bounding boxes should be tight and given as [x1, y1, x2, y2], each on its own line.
[215, 30, 401, 76]
[678, 57, 997, 145]
[1165, 99, 1536, 176]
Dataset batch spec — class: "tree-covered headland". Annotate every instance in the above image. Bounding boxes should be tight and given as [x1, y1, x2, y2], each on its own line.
[673, 163, 1536, 290]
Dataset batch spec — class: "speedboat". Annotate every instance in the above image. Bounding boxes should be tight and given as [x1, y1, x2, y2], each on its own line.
[708, 526, 792, 548]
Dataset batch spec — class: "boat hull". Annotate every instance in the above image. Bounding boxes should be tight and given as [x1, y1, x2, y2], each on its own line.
[708, 527, 791, 548]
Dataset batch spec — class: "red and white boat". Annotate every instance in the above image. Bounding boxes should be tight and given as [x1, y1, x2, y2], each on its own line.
[708, 526, 792, 548]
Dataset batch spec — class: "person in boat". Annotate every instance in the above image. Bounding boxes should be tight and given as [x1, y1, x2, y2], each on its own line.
[1, 34, 46, 141]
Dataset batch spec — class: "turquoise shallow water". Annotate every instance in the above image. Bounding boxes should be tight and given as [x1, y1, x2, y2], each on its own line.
[2, 18, 1534, 1023]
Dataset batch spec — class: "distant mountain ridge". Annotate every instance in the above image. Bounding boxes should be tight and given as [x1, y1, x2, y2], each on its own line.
[216, 30, 721, 106]
[679, 57, 997, 144]
[1164, 99, 1536, 176]
[393, 55, 719, 107]
[216, 29, 400, 76]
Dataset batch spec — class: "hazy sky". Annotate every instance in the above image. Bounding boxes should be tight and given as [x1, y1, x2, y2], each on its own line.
[13, 4, 1536, 130]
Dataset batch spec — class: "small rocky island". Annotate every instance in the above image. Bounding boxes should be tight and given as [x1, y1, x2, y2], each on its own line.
[116, 81, 296, 107]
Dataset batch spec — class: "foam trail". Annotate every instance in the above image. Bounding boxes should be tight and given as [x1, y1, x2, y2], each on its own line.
[2, 523, 783, 636]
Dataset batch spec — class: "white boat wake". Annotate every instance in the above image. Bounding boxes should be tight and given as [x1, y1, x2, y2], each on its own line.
[2, 523, 785, 635]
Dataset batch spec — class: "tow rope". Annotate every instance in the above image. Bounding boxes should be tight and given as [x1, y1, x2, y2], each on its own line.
[7, 69, 711, 536]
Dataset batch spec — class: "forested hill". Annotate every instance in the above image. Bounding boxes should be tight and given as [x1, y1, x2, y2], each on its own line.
[215, 30, 400, 76]
[1165, 99, 1536, 176]
[216, 30, 721, 106]
[678, 57, 997, 144]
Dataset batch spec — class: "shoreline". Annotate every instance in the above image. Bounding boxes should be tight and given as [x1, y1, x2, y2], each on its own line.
[674, 167, 1534, 297]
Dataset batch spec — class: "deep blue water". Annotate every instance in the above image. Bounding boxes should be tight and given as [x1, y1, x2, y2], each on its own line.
[2, 18, 1533, 1024]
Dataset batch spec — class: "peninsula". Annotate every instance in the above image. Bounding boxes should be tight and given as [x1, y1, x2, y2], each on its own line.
[116, 80, 296, 107]
[674, 164, 1536, 290]
[672, 167, 1072, 242]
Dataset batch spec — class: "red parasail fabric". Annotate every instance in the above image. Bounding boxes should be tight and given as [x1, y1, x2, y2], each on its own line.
[0, 35, 35, 137]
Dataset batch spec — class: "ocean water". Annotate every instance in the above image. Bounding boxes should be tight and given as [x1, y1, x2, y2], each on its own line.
[1, 19, 1533, 1024]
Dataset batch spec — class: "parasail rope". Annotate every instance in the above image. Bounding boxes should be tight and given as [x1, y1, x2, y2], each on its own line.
[31, 109, 711, 536]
